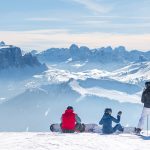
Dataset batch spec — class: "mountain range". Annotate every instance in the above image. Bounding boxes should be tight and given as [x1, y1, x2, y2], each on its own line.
[36, 44, 149, 64]
[0, 41, 149, 131]
[0, 41, 47, 70]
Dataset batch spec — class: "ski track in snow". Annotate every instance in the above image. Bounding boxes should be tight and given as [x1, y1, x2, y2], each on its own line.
[0, 133, 150, 150]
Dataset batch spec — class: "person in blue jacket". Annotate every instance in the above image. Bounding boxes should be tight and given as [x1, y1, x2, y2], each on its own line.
[99, 108, 124, 134]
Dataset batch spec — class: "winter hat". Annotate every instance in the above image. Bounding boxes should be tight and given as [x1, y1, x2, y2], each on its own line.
[145, 81, 150, 88]
[104, 108, 112, 114]
[67, 106, 73, 110]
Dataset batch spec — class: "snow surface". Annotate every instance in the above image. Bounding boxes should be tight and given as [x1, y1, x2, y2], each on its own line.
[32, 67, 109, 84]
[0, 132, 150, 150]
[110, 62, 150, 84]
[69, 80, 140, 103]
[0, 45, 11, 49]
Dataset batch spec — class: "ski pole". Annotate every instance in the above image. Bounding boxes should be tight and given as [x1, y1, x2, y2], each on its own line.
[147, 115, 149, 136]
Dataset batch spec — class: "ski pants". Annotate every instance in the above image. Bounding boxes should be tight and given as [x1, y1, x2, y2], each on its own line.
[103, 124, 123, 134]
[137, 107, 150, 129]
[113, 124, 124, 133]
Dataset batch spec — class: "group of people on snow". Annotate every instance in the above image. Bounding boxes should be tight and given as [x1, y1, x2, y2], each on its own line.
[60, 81, 150, 134]
[60, 106, 124, 134]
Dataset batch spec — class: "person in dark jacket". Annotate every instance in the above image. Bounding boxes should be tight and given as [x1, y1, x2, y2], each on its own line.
[135, 81, 150, 133]
[61, 106, 84, 133]
[99, 108, 124, 134]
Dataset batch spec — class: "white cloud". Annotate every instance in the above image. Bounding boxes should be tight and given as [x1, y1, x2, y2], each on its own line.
[71, 0, 111, 14]
[0, 29, 150, 51]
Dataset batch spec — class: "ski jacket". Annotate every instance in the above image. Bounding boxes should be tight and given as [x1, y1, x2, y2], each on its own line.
[141, 87, 150, 108]
[61, 109, 76, 130]
[99, 113, 120, 134]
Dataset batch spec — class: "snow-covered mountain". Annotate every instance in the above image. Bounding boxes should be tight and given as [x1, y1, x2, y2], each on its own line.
[110, 62, 150, 84]
[0, 65, 144, 131]
[0, 41, 5, 46]
[37, 44, 150, 65]
[0, 42, 47, 70]
[0, 42, 48, 79]
[0, 79, 142, 131]
[0, 42, 150, 131]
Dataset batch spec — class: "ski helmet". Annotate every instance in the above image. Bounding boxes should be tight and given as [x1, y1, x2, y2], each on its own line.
[67, 106, 73, 110]
[104, 108, 112, 114]
[145, 81, 150, 88]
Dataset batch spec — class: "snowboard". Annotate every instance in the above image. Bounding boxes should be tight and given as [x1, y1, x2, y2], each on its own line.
[50, 123, 136, 134]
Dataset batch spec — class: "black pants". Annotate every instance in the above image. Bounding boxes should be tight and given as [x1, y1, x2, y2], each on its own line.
[60, 123, 85, 133]
[62, 129, 75, 133]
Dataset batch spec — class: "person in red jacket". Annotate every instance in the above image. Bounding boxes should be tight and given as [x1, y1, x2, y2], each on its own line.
[61, 106, 84, 133]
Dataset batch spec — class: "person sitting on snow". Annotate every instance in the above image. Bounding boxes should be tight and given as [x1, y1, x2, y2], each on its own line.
[61, 106, 85, 133]
[99, 108, 124, 134]
[135, 81, 150, 134]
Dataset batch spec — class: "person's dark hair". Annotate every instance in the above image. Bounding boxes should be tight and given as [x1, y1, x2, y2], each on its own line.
[145, 81, 150, 88]
[104, 108, 112, 114]
[67, 106, 73, 110]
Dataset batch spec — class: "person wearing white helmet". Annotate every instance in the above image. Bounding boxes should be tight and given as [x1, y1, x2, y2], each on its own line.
[135, 81, 150, 134]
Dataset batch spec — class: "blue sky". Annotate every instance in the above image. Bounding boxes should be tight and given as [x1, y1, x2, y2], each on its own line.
[0, 0, 150, 51]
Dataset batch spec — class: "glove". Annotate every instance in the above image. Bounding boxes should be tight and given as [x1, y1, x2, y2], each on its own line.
[118, 111, 122, 116]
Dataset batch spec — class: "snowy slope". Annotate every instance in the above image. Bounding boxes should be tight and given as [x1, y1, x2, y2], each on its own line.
[0, 132, 150, 150]
[110, 62, 150, 84]
[0, 63, 146, 131]
[69, 80, 140, 103]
